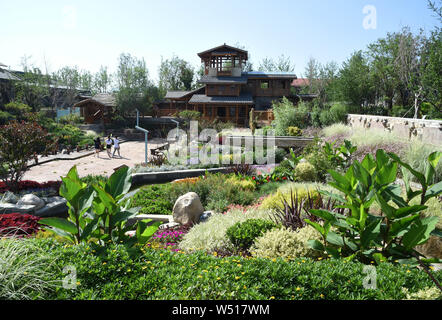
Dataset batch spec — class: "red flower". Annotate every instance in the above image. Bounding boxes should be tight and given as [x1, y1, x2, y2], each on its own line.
[252, 176, 256, 180]
[282, 177, 287, 180]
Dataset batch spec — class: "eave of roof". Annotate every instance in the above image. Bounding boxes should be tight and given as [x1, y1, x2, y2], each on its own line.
[165, 86, 205, 100]
[199, 75, 248, 85]
[198, 44, 248, 60]
[189, 93, 253, 105]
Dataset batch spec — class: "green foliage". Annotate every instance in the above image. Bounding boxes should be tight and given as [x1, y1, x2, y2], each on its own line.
[226, 219, 277, 251]
[272, 98, 310, 135]
[251, 226, 324, 260]
[27, 238, 442, 300]
[287, 126, 303, 136]
[39, 166, 160, 246]
[130, 184, 174, 215]
[0, 111, 15, 125]
[294, 162, 317, 182]
[318, 103, 348, 127]
[58, 113, 84, 125]
[0, 120, 55, 192]
[178, 110, 201, 121]
[260, 185, 321, 210]
[179, 208, 273, 253]
[306, 150, 442, 266]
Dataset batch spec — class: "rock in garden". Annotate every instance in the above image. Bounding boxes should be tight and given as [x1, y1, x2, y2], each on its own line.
[0, 203, 36, 214]
[172, 192, 204, 225]
[16, 194, 45, 211]
[158, 222, 181, 230]
[34, 197, 68, 218]
[198, 211, 213, 223]
[1, 191, 19, 204]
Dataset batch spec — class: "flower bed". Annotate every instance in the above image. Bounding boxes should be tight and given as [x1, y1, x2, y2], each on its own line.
[0, 213, 41, 237]
[0, 180, 61, 194]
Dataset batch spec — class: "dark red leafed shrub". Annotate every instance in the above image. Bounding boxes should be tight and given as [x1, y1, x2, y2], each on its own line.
[0, 180, 62, 194]
[0, 213, 41, 237]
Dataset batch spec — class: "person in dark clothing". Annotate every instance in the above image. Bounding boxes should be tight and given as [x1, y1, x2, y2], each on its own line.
[94, 137, 101, 158]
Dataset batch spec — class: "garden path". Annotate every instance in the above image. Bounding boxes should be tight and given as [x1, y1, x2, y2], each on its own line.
[23, 139, 166, 183]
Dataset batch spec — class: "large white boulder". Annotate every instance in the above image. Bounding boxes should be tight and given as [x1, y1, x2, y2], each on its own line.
[172, 192, 204, 225]
[16, 194, 45, 211]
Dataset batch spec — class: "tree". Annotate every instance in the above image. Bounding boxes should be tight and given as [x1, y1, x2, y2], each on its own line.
[115, 53, 151, 116]
[53, 66, 81, 109]
[14, 56, 49, 112]
[427, 0, 442, 22]
[336, 51, 374, 111]
[158, 55, 195, 94]
[420, 28, 442, 118]
[258, 54, 295, 72]
[93, 66, 112, 94]
[0, 120, 55, 192]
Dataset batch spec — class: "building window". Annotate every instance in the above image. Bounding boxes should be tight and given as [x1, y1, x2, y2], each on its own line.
[260, 81, 269, 89]
[281, 80, 286, 89]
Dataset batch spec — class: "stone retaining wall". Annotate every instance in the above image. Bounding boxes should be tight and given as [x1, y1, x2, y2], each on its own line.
[347, 114, 442, 145]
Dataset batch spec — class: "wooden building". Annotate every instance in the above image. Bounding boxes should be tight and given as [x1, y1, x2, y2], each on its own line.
[73, 93, 116, 124]
[161, 44, 297, 126]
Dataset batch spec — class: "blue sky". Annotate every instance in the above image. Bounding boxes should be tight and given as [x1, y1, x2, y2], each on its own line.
[1, 0, 440, 82]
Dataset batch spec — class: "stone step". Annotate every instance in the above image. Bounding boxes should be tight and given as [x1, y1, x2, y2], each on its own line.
[127, 214, 173, 226]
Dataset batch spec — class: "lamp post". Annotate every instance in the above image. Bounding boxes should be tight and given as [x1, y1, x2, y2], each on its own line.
[135, 109, 149, 164]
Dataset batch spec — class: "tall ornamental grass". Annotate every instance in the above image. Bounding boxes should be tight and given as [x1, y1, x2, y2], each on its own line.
[0, 236, 58, 299]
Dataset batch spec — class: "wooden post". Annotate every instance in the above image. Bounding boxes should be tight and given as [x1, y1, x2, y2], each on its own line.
[235, 104, 239, 125]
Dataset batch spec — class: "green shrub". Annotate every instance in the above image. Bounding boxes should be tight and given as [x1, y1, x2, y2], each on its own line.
[403, 139, 442, 184]
[178, 110, 201, 120]
[273, 98, 310, 135]
[0, 111, 15, 125]
[402, 287, 442, 300]
[4, 102, 32, 119]
[28, 238, 442, 300]
[226, 219, 277, 250]
[251, 226, 323, 260]
[319, 103, 348, 127]
[178, 208, 273, 252]
[294, 162, 317, 181]
[287, 126, 303, 136]
[391, 105, 409, 118]
[130, 184, 174, 215]
[260, 183, 326, 210]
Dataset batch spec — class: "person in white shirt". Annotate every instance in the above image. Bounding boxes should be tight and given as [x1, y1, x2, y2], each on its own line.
[112, 136, 121, 158]
[105, 135, 113, 158]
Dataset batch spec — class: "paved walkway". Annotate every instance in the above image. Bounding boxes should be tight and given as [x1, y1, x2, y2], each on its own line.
[23, 139, 167, 183]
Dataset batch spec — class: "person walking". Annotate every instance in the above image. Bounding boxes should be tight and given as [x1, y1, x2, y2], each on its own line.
[105, 135, 113, 158]
[94, 137, 101, 158]
[112, 136, 121, 158]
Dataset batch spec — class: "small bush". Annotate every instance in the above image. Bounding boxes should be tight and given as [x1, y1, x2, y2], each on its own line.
[226, 219, 277, 251]
[130, 184, 174, 215]
[251, 226, 323, 260]
[319, 103, 348, 127]
[287, 126, 303, 136]
[294, 162, 317, 181]
[261, 187, 320, 210]
[178, 208, 273, 253]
